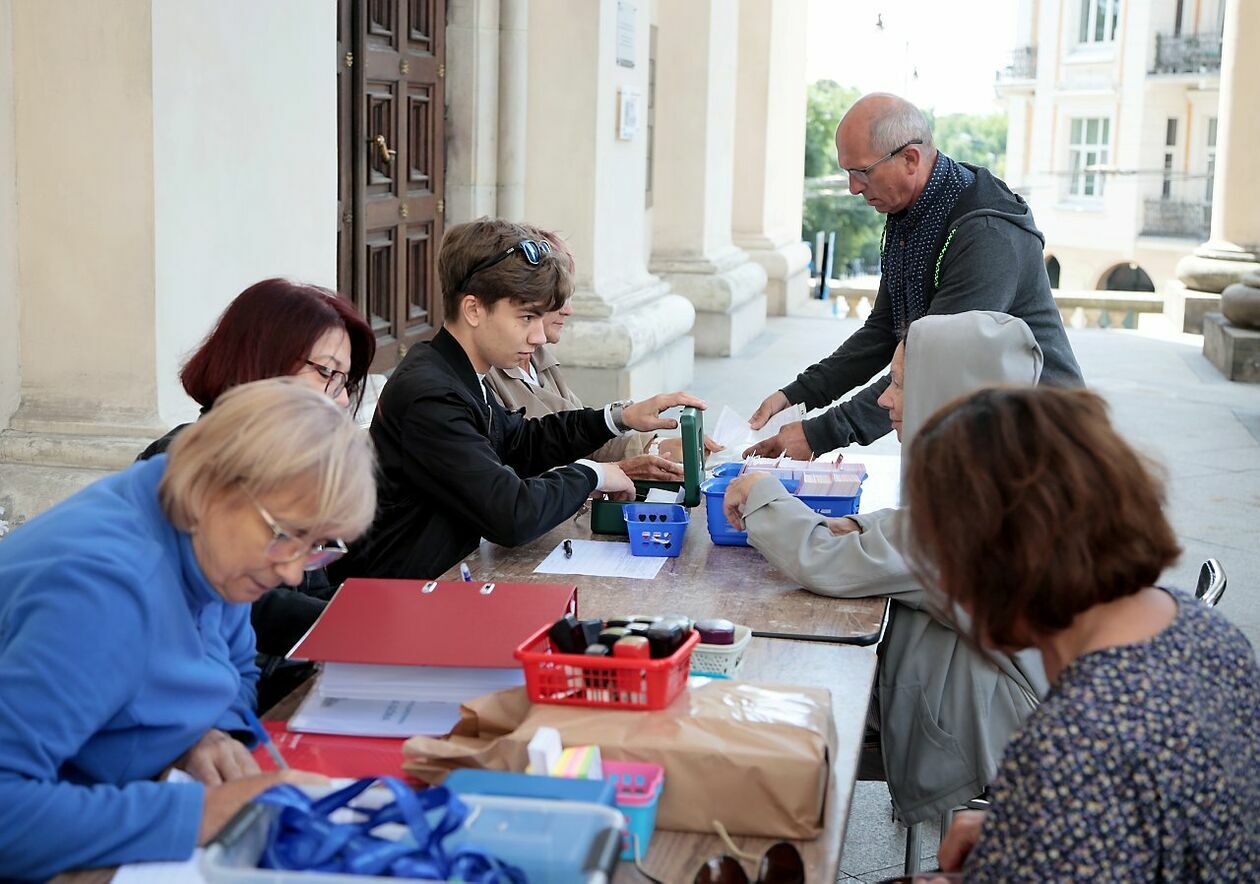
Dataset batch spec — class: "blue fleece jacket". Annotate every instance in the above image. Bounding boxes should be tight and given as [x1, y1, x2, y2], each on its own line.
[0, 456, 259, 879]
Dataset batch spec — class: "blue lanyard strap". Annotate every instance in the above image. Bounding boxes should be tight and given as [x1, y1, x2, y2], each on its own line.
[254, 776, 527, 882]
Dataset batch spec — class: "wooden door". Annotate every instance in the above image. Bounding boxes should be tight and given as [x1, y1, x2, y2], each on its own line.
[338, 0, 446, 373]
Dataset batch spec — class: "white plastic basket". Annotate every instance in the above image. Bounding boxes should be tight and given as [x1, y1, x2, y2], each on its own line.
[689, 624, 753, 678]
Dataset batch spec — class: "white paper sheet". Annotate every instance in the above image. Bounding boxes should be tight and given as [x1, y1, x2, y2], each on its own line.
[288, 692, 464, 738]
[534, 538, 666, 580]
[644, 486, 684, 504]
[317, 662, 524, 703]
[708, 403, 808, 455]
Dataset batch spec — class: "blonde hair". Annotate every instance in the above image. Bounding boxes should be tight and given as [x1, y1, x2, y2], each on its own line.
[159, 377, 377, 541]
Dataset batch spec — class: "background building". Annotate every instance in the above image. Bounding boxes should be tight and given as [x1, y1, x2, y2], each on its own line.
[0, 0, 811, 522]
[997, 0, 1224, 293]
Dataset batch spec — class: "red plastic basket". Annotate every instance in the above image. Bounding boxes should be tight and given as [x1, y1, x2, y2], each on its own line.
[514, 624, 700, 710]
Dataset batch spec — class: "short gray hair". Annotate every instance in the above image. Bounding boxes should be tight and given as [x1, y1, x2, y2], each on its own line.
[869, 99, 934, 155]
[160, 377, 377, 541]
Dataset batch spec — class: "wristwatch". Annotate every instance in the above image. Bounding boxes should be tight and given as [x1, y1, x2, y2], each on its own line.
[609, 399, 634, 433]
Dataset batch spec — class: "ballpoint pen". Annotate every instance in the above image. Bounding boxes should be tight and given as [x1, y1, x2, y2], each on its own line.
[459, 562, 473, 582]
[563, 539, 573, 559]
[243, 706, 288, 770]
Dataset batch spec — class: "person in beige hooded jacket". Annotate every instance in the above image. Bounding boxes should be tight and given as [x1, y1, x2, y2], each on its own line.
[724, 311, 1049, 825]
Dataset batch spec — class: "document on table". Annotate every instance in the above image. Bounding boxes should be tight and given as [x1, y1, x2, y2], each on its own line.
[708, 403, 807, 457]
[534, 538, 666, 580]
[289, 692, 465, 738]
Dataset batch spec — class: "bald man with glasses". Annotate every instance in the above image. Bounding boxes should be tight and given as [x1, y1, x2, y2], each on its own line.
[748, 93, 1082, 458]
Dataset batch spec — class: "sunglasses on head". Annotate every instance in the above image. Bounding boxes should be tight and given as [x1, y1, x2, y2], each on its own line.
[457, 238, 553, 294]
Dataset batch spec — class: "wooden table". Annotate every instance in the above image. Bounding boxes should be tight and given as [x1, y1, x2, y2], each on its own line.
[441, 502, 888, 645]
[609, 637, 876, 883]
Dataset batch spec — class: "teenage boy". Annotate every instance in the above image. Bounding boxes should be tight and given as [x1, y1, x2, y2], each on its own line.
[341, 218, 705, 579]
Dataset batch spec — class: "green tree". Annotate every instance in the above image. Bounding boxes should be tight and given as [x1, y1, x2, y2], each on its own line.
[803, 80, 859, 177]
[929, 111, 1007, 177]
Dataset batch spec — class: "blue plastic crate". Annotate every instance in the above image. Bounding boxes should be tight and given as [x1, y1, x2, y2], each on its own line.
[623, 503, 689, 557]
[701, 475, 861, 547]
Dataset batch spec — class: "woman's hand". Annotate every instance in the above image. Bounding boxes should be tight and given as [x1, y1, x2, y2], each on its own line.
[175, 728, 261, 786]
[618, 454, 685, 482]
[937, 809, 988, 872]
[826, 516, 861, 536]
[722, 473, 773, 531]
[657, 435, 723, 462]
[197, 769, 329, 845]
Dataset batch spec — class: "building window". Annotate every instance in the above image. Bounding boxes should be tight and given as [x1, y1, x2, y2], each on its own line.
[1078, 0, 1120, 44]
[1069, 117, 1110, 197]
[1162, 118, 1177, 200]
[1206, 117, 1218, 204]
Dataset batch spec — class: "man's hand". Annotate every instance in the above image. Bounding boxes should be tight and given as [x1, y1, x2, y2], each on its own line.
[937, 809, 988, 872]
[198, 769, 329, 845]
[620, 392, 707, 432]
[826, 516, 861, 536]
[618, 454, 684, 482]
[742, 420, 814, 460]
[594, 462, 636, 501]
[722, 472, 774, 531]
[749, 391, 790, 430]
[175, 728, 261, 786]
[658, 435, 723, 462]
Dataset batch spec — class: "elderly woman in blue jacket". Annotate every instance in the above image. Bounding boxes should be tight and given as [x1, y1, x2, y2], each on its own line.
[0, 378, 376, 879]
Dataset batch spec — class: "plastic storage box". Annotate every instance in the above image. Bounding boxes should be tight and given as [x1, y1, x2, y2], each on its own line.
[604, 760, 665, 861]
[515, 622, 700, 710]
[689, 624, 753, 678]
[201, 792, 623, 883]
[591, 406, 705, 534]
[623, 502, 689, 557]
[701, 463, 865, 547]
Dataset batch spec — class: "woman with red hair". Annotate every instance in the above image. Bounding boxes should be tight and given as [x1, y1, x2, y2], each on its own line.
[139, 278, 376, 709]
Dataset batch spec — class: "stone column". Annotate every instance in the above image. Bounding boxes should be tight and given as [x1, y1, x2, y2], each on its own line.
[523, 0, 695, 404]
[1170, 0, 1260, 333]
[496, 0, 528, 220]
[650, 0, 768, 356]
[731, 0, 812, 317]
[445, 0, 503, 222]
[0, 0, 336, 520]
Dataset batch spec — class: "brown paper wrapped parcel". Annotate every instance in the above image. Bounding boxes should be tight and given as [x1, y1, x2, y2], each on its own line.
[402, 678, 837, 839]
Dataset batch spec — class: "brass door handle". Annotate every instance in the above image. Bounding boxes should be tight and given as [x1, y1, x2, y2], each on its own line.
[371, 134, 397, 165]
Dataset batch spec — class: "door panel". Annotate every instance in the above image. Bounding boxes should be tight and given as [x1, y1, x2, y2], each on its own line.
[339, 0, 445, 373]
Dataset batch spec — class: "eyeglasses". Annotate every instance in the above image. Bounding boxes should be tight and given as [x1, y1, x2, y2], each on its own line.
[844, 139, 924, 185]
[457, 239, 553, 293]
[692, 842, 805, 884]
[248, 493, 348, 571]
[304, 360, 350, 399]
[633, 827, 804, 884]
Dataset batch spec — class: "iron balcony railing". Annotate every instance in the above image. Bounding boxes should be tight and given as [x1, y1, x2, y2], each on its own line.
[997, 45, 1037, 80]
[1152, 32, 1222, 74]
[1141, 199, 1211, 239]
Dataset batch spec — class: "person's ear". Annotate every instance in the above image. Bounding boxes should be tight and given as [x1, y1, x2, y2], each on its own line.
[460, 293, 484, 328]
[903, 145, 924, 174]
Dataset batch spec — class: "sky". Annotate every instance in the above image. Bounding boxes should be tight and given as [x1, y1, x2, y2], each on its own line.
[805, 0, 1018, 116]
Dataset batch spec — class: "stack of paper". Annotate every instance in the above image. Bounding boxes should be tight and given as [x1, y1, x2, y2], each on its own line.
[285, 578, 576, 740]
[708, 404, 807, 458]
[290, 664, 525, 738]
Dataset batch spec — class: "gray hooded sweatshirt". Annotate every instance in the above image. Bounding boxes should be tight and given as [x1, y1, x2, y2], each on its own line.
[739, 311, 1050, 825]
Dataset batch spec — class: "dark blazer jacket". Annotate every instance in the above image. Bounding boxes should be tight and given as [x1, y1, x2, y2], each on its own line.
[338, 327, 615, 580]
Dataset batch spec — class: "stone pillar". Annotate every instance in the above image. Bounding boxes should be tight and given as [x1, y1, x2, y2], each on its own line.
[650, 0, 768, 356]
[445, 0, 502, 223]
[1170, 0, 1260, 333]
[496, 0, 527, 219]
[731, 0, 811, 317]
[523, 0, 695, 404]
[0, 0, 336, 520]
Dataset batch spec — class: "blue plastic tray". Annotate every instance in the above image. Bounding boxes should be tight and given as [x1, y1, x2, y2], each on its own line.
[624, 503, 689, 557]
[701, 475, 861, 547]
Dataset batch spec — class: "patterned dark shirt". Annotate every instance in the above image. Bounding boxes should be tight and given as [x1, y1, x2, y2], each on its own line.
[881, 152, 974, 333]
[966, 589, 1260, 882]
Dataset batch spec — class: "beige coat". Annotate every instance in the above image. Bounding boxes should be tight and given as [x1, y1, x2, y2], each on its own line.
[485, 345, 650, 463]
[740, 312, 1049, 824]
